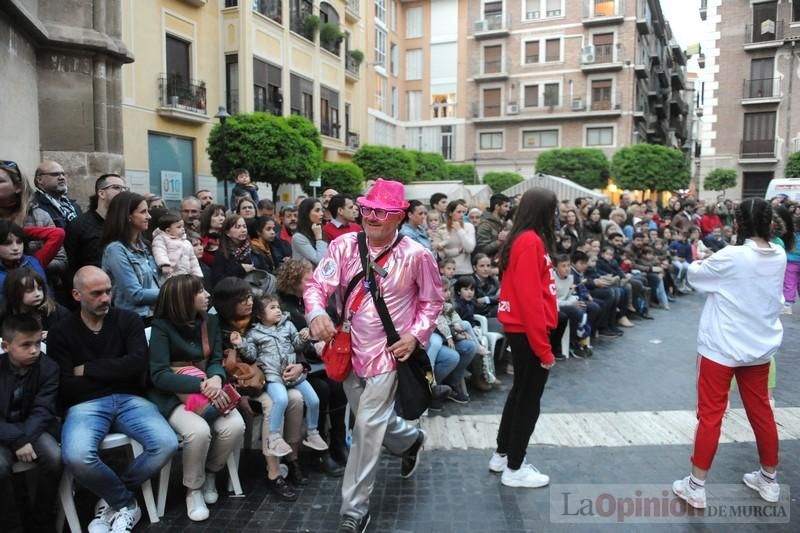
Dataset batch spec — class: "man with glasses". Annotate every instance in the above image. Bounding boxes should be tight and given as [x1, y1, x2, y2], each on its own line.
[305, 179, 443, 533]
[33, 161, 82, 229]
[66, 174, 128, 271]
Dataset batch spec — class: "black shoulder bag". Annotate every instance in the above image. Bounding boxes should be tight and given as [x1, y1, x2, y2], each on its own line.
[357, 233, 434, 420]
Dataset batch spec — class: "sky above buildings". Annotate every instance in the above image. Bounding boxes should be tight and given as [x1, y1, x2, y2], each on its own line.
[661, 0, 705, 72]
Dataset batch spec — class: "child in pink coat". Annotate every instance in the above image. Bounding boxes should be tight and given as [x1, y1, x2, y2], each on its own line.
[152, 212, 203, 279]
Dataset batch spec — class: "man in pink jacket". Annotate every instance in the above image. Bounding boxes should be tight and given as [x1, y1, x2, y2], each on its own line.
[305, 179, 443, 533]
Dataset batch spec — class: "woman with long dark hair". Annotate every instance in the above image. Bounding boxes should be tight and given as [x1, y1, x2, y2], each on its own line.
[199, 204, 226, 266]
[210, 214, 269, 286]
[488, 188, 558, 489]
[672, 198, 785, 509]
[291, 198, 328, 266]
[431, 199, 476, 276]
[101, 191, 160, 320]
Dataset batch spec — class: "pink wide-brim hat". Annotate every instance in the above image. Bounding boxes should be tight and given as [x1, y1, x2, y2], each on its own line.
[357, 178, 410, 211]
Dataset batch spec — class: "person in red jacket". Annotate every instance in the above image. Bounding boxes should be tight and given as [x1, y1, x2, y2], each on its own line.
[488, 187, 558, 489]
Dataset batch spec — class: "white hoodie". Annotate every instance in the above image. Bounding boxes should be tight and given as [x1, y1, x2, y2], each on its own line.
[689, 239, 786, 367]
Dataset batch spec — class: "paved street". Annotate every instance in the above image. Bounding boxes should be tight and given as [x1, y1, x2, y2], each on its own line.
[124, 293, 799, 532]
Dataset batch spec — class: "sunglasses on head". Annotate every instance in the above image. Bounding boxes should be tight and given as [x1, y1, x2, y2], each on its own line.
[0, 160, 21, 177]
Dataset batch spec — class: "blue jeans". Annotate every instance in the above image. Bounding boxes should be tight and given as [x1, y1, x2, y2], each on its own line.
[425, 332, 459, 384]
[673, 260, 689, 282]
[268, 380, 320, 433]
[61, 394, 178, 510]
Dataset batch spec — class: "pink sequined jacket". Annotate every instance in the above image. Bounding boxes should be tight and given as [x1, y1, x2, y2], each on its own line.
[304, 232, 444, 378]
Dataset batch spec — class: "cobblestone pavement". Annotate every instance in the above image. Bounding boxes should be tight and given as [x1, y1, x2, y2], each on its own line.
[79, 293, 800, 531]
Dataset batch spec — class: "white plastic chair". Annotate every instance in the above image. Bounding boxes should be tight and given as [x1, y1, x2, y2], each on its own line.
[561, 326, 570, 359]
[156, 441, 243, 517]
[473, 315, 504, 358]
[58, 433, 160, 532]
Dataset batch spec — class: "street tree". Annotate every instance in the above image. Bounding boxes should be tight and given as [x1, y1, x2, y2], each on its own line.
[207, 112, 321, 202]
[535, 148, 610, 189]
[318, 161, 364, 195]
[483, 171, 524, 193]
[611, 144, 690, 192]
[703, 168, 737, 195]
[785, 151, 800, 179]
[352, 144, 416, 183]
[447, 163, 478, 185]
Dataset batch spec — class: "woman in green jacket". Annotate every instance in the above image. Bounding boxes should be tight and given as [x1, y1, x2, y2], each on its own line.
[148, 275, 245, 522]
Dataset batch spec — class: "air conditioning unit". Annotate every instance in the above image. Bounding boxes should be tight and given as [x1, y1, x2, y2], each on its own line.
[526, 11, 540, 20]
[473, 20, 487, 32]
[507, 103, 519, 115]
[572, 98, 586, 111]
[581, 45, 596, 64]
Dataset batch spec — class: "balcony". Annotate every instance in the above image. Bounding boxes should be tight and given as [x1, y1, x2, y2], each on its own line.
[740, 139, 777, 162]
[523, 7, 563, 21]
[699, 0, 707, 21]
[157, 74, 208, 123]
[321, 122, 341, 139]
[346, 131, 360, 150]
[291, 10, 315, 42]
[655, 64, 668, 87]
[636, 0, 650, 34]
[345, 55, 360, 81]
[345, 0, 360, 22]
[253, 0, 282, 24]
[432, 102, 457, 119]
[181, 0, 207, 6]
[669, 92, 688, 116]
[671, 64, 687, 90]
[671, 42, 687, 66]
[634, 44, 648, 79]
[742, 78, 782, 104]
[473, 58, 508, 81]
[583, 0, 625, 26]
[472, 13, 510, 39]
[744, 20, 784, 50]
[581, 43, 624, 72]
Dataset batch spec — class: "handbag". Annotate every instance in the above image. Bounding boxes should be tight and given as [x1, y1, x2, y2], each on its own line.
[321, 233, 404, 382]
[223, 347, 267, 397]
[356, 233, 433, 420]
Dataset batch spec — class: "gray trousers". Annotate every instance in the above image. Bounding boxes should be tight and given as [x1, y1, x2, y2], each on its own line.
[340, 370, 419, 518]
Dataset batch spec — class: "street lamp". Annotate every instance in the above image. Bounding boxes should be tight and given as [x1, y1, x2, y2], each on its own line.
[215, 105, 232, 207]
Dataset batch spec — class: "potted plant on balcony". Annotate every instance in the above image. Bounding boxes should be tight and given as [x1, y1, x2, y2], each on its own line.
[303, 14, 320, 39]
[320, 22, 343, 51]
[348, 49, 364, 68]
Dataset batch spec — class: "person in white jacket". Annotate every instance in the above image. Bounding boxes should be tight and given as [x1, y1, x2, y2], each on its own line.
[431, 200, 476, 276]
[673, 198, 786, 510]
[151, 212, 203, 279]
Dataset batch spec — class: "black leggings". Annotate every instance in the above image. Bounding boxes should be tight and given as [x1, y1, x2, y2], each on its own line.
[496, 333, 551, 470]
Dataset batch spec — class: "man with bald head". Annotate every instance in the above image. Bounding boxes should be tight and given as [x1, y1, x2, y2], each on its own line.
[34, 160, 82, 229]
[48, 267, 178, 532]
[181, 196, 202, 232]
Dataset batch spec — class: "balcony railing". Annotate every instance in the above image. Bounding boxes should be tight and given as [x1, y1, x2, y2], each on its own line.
[743, 77, 781, 99]
[472, 13, 511, 35]
[159, 74, 207, 115]
[346, 0, 360, 21]
[291, 9, 315, 41]
[741, 139, 776, 159]
[346, 55, 360, 79]
[224, 0, 238, 7]
[583, 0, 625, 20]
[253, 0, 282, 24]
[745, 20, 784, 44]
[347, 131, 360, 150]
[432, 102, 457, 118]
[321, 122, 341, 138]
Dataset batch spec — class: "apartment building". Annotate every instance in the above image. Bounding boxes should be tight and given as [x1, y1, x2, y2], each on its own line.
[121, 0, 368, 205]
[364, 0, 469, 162]
[466, 0, 691, 177]
[698, 0, 800, 200]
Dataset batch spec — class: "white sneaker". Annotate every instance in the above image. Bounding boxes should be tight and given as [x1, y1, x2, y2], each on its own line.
[186, 489, 210, 521]
[489, 452, 507, 473]
[781, 303, 792, 315]
[501, 463, 549, 488]
[672, 476, 706, 509]
[267, 433, 293, 457]
[303, 429, 330, 451]
[88, 499, 116, 533]
[770, 398, 776, 410]
[743, 470, 780, 503]
[109, 502, 141, 533]
[202, 472, 218, 504]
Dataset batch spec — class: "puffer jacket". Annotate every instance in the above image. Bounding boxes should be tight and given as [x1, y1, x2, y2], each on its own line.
[151, 229, 203, 278]
[240, 313, 305, 385]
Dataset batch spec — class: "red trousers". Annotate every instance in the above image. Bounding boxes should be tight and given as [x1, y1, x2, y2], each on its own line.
[691, 356, 779, 470]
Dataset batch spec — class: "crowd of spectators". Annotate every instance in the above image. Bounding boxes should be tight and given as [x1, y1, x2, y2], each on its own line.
[1, 156, 799, 532]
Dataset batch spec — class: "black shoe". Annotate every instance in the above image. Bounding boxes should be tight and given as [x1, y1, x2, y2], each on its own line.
[431, 384, 452, 401]
[641, 313, 655, 320]
[568, 347, 585, 359]
[447, 388, 470, 404]
[554, 353, 567, 361]
[428, 397, 444, 412]
[320, 452, 345, 477]
[266, 475, 297, 501]
[400, 430, 426, 479]
[337, 512, 371, 533]
[598, 329, 623, 338]
[286, 459, 308, 486]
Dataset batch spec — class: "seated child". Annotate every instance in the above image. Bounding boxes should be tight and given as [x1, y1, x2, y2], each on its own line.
[0, 314, 62, 532]
[1, 267, 70, 338]
[636, 246, 671, 309]
[0, 221, 48, 305]
[472, 253, 499, 317]
[439, 257, 457, 291]
[152, 212, 203, 280]
[236, 295, 327, 457]
[572, 251, 622, 338]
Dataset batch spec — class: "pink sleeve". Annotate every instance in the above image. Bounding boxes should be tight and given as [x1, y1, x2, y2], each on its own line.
[303, 238, 347, 323]
[408, 249, 445, 346]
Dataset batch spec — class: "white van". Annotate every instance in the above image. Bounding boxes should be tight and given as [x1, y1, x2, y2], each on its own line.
[765, 178, 800, 202]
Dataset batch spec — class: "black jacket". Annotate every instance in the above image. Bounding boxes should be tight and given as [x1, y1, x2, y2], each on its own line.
[47, 308, 148, 409]
[65, 209, 105, 270]
[473, 274, 499, 317]
[34, 190, 82, 229]
[211, 247, 270, 287]
[0, 354, 59, 450]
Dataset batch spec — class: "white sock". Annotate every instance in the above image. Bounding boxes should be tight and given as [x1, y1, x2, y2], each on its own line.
[760, 468, 776, 483]
[688, 474, 705, 490]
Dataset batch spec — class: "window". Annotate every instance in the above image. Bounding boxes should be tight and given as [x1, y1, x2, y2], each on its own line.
[483, 88, 501, 117]
[593, 33, 614, 63]
[525, 0, 562, 20]
[391, 86, 399, 118]
[254, 58, 282, 115]
[375, 0, 386, 23]
[524, 84, 539, 107]
[441, 126, 454, 160]
[376, 75, 388, 112]
[320, 86, 340, 138]
[319, 3, 341, 55]
[432, 93, 456, 118]
[522, 129, 559, 149]
[525, 41, 540, 63]
[483, 45, 502, 74]
[390, 44, 399, 76]
[480, 132, 503, 150]
[407, 90, 422, 120]
[794, 0, 800, 22]
[545, 39, 560, 62]
[225, 54, 239, 114]
[591, 79, 612, 110]
[406, 7, 423, 38]
[253, 0, 282, 23]
[544, 83, 559, 106]
[375, 28, 387, 67]
[406, 49, 422, 80]
[586, 126, 614, 146]
[593, 0, 616, 17]
[290, 73, 313, 120]
[484, 0, 502, 18]
[748, 57, 775, 98]
[742, 112, 776, 157]
[166, 35, 191, 83]
[751, 2, 777, 42]
[290, 0, 313, 38]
